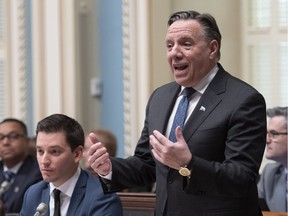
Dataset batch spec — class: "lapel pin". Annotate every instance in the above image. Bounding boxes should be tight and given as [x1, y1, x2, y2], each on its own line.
[200, 106, 206, 112]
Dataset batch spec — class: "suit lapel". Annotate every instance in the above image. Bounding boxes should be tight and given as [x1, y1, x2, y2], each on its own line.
[41, 184, 50, 216]
[151, 83, 181, 134]
[274, 166, 286, 210]
[67, 170, 86, 215]
[184, 66, 227, 142]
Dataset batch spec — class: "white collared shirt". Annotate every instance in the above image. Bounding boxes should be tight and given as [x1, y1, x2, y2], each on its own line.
[165, 65, 218, 138]
[49, 167, 81, 216]
[3, 162, 23, 174]
[3, 162, 23, 183]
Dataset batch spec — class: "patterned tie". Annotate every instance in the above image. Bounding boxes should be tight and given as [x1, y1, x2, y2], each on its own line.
[53, 189, 61, 216]
[2, 171, 15, 202]
[3, 170, 15, 182]
[169, 88, 196, 142]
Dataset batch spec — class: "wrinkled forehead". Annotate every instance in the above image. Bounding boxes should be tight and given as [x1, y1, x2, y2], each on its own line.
[268, 116, 287, 130]
[166, 20, 203, 41]
[167, 19, 201, 33]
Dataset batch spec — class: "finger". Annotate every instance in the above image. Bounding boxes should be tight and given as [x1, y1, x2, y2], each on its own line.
[151, 148, 161, 162]
[90, 153, 109, 168]
[91, 157, 111, 176]
[152, 130, 167, 145]
[89, 132, 99, 144]
[149, 134, 164, 154]
[175, 126, 184, 142]
[88, 144, 107, 163]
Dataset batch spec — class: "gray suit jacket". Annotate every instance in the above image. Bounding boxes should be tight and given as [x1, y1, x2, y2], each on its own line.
[101, 64, 266, 216]
[258, 162, 287, 212]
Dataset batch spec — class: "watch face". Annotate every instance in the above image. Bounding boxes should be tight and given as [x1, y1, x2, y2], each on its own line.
[179, 167, 190, 176]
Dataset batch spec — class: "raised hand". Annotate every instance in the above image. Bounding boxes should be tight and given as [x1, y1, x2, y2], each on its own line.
[87, 133, 111, 176]
[149, 126, 192, 170]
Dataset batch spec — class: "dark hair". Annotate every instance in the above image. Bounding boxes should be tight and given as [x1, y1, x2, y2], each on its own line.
[267, 107, 287, 129]
[36, 114, 84, 151]
[0, 118, 28, 135]
[168, 10, 222, 60]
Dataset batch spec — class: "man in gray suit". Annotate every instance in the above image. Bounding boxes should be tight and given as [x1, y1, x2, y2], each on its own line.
[88, 11, 266, 216]
[258, 106, 287, 212]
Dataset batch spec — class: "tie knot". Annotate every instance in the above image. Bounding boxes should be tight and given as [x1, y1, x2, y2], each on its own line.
[53, 189, 61, 198]
[3, 170, 15, 182]
[182, 87, 196, 99]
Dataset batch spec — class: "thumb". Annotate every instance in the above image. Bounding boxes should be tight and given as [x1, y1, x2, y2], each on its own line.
[89, 132, 99, 144]
[175, 126, 185, 142]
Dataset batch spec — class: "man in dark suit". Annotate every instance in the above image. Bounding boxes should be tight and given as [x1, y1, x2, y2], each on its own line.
[258, 107, 287, 212]
[88, 11, 266, 216]
[20, 114, 122, 216]
[0, 118, 42, 214]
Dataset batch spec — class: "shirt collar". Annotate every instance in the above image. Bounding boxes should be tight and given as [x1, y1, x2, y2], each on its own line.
[4, 161, 24, 174]
[50, 167, 81, 198]
[180, 64, 218, 95]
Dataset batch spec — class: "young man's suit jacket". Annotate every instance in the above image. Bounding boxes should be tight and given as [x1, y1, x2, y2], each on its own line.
[258, 162, 287, 212]
[100, 64, 267, 216]
[20, 169, 123, 216]
[0, 155, 42, 213]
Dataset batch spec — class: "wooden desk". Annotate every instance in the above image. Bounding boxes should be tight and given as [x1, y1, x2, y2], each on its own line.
[118, 192, 287, 216]
[118, 192, 156, 216]
[262, 212, 287, 216]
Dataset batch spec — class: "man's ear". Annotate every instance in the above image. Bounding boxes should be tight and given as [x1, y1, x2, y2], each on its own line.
[73, 146, 83, 161]
[209, 39, 219, 59]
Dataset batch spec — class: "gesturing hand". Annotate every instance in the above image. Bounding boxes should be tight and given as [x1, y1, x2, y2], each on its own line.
[87, 133, 111, 176]
[149, 126, 192, 170]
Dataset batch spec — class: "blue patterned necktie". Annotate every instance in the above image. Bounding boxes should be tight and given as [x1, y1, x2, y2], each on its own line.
[169, 88, 196, 142]
[2, 170, 15, 202]
[3, 170, 15, 182]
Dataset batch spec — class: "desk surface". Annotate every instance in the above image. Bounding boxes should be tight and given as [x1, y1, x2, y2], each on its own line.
[262, 212, 287, 216]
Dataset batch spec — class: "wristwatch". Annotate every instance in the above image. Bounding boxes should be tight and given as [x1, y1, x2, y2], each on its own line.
[179, 165, 191, 177]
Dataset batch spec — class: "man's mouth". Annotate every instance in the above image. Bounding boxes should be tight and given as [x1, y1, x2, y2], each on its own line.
[174, 64, 188, 71]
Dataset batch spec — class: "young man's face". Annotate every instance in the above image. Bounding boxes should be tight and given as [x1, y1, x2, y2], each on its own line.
[36, 131, 83, 187]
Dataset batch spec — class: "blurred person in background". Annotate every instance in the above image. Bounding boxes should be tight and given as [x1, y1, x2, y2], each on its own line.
[0, 118, 42, 214]
[258, 106, 288, 212]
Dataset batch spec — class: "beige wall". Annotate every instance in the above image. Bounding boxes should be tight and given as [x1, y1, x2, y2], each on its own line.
[75, 0, 100, 132]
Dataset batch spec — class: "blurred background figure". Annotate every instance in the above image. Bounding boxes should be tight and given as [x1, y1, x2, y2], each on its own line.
[258, 106, 288, 212]
[0, 118, 42, 214]
[28, 136, 37, 156]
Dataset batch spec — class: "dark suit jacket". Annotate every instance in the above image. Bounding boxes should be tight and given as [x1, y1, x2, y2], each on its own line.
[258, 162, 287, 212]
[0, 155, 42, 213]
[101, 64, 267, 216]
[20, 169, 123, 216]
